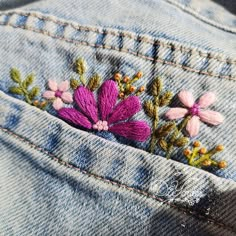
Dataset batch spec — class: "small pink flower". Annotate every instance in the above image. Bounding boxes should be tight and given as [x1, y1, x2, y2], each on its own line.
[165, 90, 224, 137]
[58, 80, 151, 142]
[43, 80, 73, 110]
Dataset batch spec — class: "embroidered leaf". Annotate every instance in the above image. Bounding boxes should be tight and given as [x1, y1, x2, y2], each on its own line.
[159, 91, 173, 107]
[10, 68, 21, 83]
[87, 74, 101, 91]
[143, 100, 155, 118]
[75, 58, 87, 85]
[159, 139, 168, 151]
[28, 87, 40, 100]
[9, 86, 23, 95]
[155, 122, 175, 138]
[174, 137, 189, 147]
[75, 58, 87, 76]
[152, 77, 162, 96]
[22, 74, 35, 88]
[70, 78, 80, 90]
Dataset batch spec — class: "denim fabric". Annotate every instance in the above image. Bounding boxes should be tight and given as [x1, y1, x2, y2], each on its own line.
[0, 0, 236, 235]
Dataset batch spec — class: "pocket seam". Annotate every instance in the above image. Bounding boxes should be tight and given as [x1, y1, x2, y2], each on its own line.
[1, 125, 235, 234]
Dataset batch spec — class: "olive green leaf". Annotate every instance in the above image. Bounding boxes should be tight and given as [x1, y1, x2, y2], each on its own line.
[155, 122, 175, 138]
[159, 91, 173, 107]
[87, 74, 101, 91]
[143, 100, 155, 118]
[10, 68, 21, 83]
[151, 77, 162, 96]
[28, 86, 40, 100]
[70, 78, 80, 90]
[22, 74, 35, 88]
[174, 137, 189, 147]
[159, 139, 168, 151]
[9, 86, 23, 95]
[75, 58, 87, 76]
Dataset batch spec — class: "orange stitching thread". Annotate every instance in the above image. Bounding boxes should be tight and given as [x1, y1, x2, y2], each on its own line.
[0, 126, 235, 233]
[1, 11, 236, 65]
[0, 22, 235, 81]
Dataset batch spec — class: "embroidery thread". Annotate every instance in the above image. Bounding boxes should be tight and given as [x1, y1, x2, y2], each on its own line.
[43, 80, 73, 110]
[8, 68, 47, 109]
[7, 58, 227, 169]
[184, 141, 227, 169]
[58, 79, 151, 141]
[113, 72, 145, 99]
[143, 77, 173, 153]
[165, 90, 224, 137]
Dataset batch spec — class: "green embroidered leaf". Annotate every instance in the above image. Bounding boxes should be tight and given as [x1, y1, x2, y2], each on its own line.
[10, 68, 21, 83]
[159, 139, 168, 151]
[159, 91, 173, 107]
[151, 77, 162, 96]
[9, 86, 23, 95]
[155, 122, 175, 138]
[28, 86, 40, 100]
[143, 100, 155, 118]
[87, 74, 101, 91]
[174, 137, 189, 147]
[70, 78, 80, 90]
[22, 74, 35, 88]
[75, 58, 87, 76]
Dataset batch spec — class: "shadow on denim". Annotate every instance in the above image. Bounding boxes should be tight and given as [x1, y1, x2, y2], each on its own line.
[0, 0, 39, 10]
[212, 0, 236, 15]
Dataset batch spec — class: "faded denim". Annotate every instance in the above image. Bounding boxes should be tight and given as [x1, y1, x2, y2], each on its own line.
[0, 0, 236, 235]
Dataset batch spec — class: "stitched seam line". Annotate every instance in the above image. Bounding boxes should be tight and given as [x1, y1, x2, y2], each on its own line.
[1, 23, 235, 81]
[1, 11, 236, 65]
[166, 0, 236, 34]
[0, 126, 235, 233]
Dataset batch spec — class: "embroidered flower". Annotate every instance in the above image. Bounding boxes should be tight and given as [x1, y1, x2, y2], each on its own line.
[58, 80, 151, 141]
[43, 80, 73, 110]
[165, 90, 224, 137]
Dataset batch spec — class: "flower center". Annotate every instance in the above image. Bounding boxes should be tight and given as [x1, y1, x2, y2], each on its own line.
[55, 90, 62, 97]
[93, 120, 108, 131]
[189, 103, 200, 116]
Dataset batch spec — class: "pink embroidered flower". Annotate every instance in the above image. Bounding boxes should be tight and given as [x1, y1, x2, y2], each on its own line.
[58, 80, 151, 142]
[165, 90, 224, 137]
[43, 80, 73, 110]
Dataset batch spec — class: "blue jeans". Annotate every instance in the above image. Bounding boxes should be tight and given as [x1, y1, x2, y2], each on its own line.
[0, 0, 236, 235]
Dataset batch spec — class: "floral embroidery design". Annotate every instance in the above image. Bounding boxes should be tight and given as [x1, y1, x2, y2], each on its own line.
[165, 90, 224, 137]
[43, 80, 73, 110]
[184, 141, 227, 169]
[7, 57, 227, 170]
[58, 80, 151, 142]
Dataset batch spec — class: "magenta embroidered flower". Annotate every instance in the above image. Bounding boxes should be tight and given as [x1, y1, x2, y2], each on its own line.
[58, 80, 151, 141]
[43, 80, 73, 110]
[165, 90, 224, 137]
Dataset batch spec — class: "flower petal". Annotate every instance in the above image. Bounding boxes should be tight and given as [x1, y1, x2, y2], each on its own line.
[61, 92, 73, 103]
[109, 121, 151, 142]
[43, 91, 55, 99]
[198, 92, 216, 108]
[48, 80, 58, 91]
[98, 80, 118, 121]
[74, 86, 98, 123]
[58, 108, 92, 129]
[186, 116, 200, 137]
[108, 96, 141, 125]
[198, 110, 224, 125]
[58, 81, 69, 92]
[53, 97, 64, 110]
[178, 90, 195, 108]
[165, 108, 188, 120]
